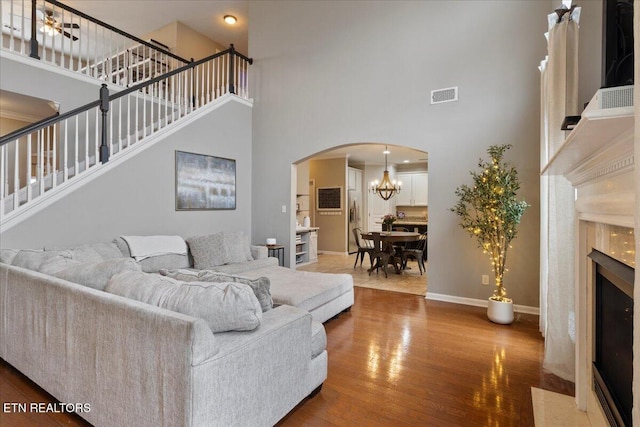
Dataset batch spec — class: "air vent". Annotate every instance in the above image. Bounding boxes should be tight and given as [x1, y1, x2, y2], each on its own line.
[599, 85, 633, 109]
[431, 87, 458, 104]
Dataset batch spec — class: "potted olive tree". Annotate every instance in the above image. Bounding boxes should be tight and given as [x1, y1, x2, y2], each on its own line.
[451, 144, 529, 324]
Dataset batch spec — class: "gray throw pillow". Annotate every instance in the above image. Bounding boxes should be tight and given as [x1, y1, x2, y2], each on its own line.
[186, 233, 228, 269]
[106, 271, 263, 333]
[160, 269, 273, 312]
[53, 258, 142, 291]
[222, 231, 253, 263]
[106, 271, 179, 305]
[39, 255, 83, 275]
[138, 253, 191, 273]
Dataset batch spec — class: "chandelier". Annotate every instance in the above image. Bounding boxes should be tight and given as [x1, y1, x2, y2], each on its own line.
[370, 146, 401, 200]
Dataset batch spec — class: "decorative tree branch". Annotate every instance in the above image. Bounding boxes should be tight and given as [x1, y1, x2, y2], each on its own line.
[451, 145, 529, 302]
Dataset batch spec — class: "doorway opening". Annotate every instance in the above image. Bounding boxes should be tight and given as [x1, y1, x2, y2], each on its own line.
[293, 143, 428, 296]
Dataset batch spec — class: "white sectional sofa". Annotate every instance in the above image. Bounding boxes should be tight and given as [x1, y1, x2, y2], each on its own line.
[0, 232, 354, 426]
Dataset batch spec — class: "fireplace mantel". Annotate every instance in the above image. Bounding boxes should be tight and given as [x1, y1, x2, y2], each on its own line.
[542, 87, 635, 228]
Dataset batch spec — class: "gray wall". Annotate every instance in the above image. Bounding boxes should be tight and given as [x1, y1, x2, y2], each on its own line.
[249, 0, 602, 307]
[1, 99, 253, 248]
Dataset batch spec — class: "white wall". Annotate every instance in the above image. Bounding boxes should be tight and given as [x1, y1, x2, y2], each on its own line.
[249, 0, 577, 306]
[1, 99, 253, 248]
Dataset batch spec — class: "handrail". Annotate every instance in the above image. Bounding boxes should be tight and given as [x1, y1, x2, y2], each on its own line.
[0, 101, 100, 146]
[41, 0, 189, 64]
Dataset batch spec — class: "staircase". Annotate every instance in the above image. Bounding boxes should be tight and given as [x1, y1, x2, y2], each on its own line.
[0, 0, 253, 230]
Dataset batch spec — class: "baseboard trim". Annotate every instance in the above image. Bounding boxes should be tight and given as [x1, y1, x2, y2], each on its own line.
[425, 292, 540, 315]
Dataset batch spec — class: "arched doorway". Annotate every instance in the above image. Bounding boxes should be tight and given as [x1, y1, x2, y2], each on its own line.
[293, 143, 428, 296]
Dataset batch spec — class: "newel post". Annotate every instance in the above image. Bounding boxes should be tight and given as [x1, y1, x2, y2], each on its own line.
[228, 44, 236, 94]
[99, 84, 110, 163]
[29, 0, 40, 59]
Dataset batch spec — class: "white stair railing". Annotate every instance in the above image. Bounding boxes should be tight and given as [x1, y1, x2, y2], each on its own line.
[0, 46, 252, 224]
[0, 0, 189, 87]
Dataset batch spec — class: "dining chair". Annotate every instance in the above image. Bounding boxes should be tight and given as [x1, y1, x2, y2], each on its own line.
[401, 232, 427, 275]
[368, 232, 400, 278]
[391, 226, 410, 254]
[353, 227, 375, 268]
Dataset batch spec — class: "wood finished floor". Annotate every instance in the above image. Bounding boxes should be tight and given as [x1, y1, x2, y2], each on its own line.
[0, 258, 573, 427]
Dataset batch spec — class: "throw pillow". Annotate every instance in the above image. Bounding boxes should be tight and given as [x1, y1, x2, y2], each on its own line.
[160, 269, 273, 312]
[53, 258, 142, 291]
[39, 255, 82, 275]
[106, 271, 263, 333]
[158, 268, 200, 282]
[138, 254, 191, 273]
[163, 281, 262, 333]
[105, 271, 179, 305]
[186, 233, 228, 269]
[222, 231, 253, 263]
[198, 271, 273, 312]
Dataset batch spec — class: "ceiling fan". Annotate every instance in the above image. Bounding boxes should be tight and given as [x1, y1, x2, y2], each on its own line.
[36, 9, 79, 40]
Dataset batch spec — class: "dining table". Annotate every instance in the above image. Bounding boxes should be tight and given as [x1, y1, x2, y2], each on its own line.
[361, 231, 421, 277]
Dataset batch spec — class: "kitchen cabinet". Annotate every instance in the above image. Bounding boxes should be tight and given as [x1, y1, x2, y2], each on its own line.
[396, 172, 428, 206]
[348, 168, 363, 191]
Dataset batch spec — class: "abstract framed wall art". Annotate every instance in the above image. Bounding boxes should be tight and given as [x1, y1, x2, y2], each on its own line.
[175, 151, 236, 210]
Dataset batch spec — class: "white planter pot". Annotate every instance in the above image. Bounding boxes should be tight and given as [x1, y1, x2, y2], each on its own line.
[487, 298, 514, 325]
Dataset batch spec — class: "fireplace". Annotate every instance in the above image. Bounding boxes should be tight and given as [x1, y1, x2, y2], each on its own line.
[589, 249, 634, 427]
[541, 83, 635, 426]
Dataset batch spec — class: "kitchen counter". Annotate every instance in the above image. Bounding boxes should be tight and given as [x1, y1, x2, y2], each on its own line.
[395, 220, 427, 226]
[296, 227, 320, 232]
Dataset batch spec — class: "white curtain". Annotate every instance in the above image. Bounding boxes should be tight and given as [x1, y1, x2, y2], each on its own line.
[539, 5, 580, 382]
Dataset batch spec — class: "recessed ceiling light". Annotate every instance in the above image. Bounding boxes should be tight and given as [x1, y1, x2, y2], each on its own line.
[383, 149, 390, 154]
[403, 160, 410, 163]
[224, 15, 237, 25]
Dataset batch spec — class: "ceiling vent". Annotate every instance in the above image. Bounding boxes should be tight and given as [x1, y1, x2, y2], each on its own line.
[431, 86, 458, 104]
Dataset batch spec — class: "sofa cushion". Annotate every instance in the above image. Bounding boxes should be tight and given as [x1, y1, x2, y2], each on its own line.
[160, 269, 273, 312]
[185, 233, 228, 269]
[0, 249, 19, 265]
[51, 258, 142, 291]
[45, 242, 124, 263]
[11, 249, 72, 272]
[211, 257, 279, 275]
[113, 237, 190, 272]
[106, 271, 262, 333]
[242, 266, 353, 313]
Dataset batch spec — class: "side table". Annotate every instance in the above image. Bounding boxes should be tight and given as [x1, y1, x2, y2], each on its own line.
[266, 244, 285, 266]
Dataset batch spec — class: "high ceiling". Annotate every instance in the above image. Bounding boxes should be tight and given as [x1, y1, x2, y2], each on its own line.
[63, 0, 249, 53]
[0, 1, 427, 165]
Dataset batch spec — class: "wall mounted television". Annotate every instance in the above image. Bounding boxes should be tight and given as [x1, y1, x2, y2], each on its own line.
[602, 0, 634, 88]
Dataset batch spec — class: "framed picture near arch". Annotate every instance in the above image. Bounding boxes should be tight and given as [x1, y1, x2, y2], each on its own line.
[175, 150, 236, 210]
